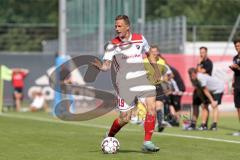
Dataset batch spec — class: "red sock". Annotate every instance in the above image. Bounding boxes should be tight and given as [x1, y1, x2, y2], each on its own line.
[144, 113, 156, 141]
[108, 118, 126, 137]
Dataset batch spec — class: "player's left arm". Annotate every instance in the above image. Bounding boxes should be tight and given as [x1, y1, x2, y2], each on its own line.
[142, 36, 150, 54]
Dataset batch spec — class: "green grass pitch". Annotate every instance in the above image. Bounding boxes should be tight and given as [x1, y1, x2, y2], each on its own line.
[0, 111, 239, 160]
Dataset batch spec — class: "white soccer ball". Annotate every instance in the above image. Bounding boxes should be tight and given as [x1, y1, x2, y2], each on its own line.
[101, 137, 120, 154]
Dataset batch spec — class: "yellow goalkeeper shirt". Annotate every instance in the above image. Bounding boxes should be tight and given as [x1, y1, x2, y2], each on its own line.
[143, 57, 167, 85]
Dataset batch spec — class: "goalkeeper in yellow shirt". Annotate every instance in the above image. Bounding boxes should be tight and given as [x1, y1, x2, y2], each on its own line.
[143, 45, 173, 132]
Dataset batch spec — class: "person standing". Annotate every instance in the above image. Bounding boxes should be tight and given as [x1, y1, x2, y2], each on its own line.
[230, 39, 240, 125]
[198, 46, 213, 75]
[12, 68, 29, 112]
[188, 68, 224, 130]
[143, 45, 170, 132]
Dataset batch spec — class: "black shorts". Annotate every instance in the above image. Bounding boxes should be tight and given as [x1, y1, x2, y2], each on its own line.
[192, 89, 223, 106]
[234, 89, 240, 108]
[156, 84, 170, 103]
[14, 87, 23, 94]
[213, 93, 223, 105]
[13, 87, 24, 100]
[156, 90, 181, 112]
[157, 95, 170, 104]
[155, 82, 172, 101]
[202, 93, 223, 105]
[192, 89, 208, 106]
[156, 84, 164, 101]
[169, 95, 181, 111]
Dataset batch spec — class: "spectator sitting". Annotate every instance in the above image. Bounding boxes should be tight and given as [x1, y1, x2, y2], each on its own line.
[29, 89, 48, 112]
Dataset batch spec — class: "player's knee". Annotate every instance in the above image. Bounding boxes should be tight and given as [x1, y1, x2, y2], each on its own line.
[201, 105, 208, 110]
[119, 113, 130, 124]
[156, 102, 163, 110]
[14, 94, 21, 99]
[212, 105, 218, 109]
[119, 117, 129, 125]
[147, 107, 156, 115]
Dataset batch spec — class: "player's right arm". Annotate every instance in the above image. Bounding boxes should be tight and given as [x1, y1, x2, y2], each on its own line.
[91, 59, 112, 71]
[91, 42, 116, 71]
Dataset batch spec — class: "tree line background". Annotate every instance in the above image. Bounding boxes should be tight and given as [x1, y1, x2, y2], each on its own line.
[0, 0, 239, 51]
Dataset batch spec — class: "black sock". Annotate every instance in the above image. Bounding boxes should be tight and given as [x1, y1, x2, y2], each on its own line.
[191, 121, 196, 127]
[156, 109, 163, 127]
[206, 116, 209, 127]
[201, 123, 207, 127]
[212, 122, 217, 127]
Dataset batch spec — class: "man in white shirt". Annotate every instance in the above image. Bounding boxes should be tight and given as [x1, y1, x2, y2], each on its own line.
[188, 67, 224, 130]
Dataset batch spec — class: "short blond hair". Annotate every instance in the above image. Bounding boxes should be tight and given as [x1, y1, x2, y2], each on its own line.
[115, 15, 130, 26]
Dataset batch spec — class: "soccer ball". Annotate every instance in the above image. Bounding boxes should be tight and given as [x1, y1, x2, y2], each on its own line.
[101, 137, 120, 154]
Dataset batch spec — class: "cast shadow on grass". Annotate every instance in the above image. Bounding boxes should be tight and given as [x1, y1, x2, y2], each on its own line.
[90, 149, 158, 154]
[119, 149, 151, 154]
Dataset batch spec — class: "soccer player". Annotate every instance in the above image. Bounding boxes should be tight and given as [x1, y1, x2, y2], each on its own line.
[230, 39, 240, 125]
[188, 67, 224, 130]
[143, 45, 170, 132]
[12, 68, 29, 112]
[92, 15, 159, 152]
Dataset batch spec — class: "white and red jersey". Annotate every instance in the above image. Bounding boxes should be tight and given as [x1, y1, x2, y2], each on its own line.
[103, 33, 155, 112]
[103, 33, 149, 79]
[103, 33, 149, 61]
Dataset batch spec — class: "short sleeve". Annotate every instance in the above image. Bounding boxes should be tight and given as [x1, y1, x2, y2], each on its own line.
[102, 43, 116, 61]
[204, 60, 213, 75]
[197, 73, 207, 87]
[142, 36, 150, 53]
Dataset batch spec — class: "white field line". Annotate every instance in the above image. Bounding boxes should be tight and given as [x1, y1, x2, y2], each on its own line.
[157, 132, 240, 144]
[1, 113, 240, 144]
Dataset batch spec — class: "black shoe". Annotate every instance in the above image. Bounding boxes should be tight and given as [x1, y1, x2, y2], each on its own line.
[186, 123, 196, 131]
[158, 125, 165, 132]
[169, 119, 180, 127]
[210, 123, 217, 131]
[198, 124, 208, 131]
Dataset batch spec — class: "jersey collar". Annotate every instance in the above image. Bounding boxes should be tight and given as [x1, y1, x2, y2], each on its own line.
[119, 33, 132, 42]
